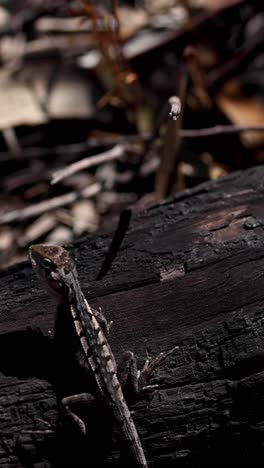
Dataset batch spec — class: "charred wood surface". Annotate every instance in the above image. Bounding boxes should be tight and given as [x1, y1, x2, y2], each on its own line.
[1, 166, 264, 467]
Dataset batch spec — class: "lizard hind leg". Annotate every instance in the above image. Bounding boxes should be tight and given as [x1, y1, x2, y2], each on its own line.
[118, 346, 179, 399]
[61, 392, 95, 436]
[117, 351, 139, 396]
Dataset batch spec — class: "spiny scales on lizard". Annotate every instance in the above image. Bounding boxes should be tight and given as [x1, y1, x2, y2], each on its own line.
[29, 244, 177, 467]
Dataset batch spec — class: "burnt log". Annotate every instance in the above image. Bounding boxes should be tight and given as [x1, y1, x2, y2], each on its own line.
[1, 166, 264, 467]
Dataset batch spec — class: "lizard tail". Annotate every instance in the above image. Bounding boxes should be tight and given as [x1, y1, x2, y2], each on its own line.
[116, 406, 148, 468]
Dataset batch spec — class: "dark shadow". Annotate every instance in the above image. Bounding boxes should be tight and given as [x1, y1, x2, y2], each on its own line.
[0, 328, 55, 380]
[0, 328, 112, 467]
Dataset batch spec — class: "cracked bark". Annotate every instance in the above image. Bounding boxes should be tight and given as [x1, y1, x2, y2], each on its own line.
[1, 166, 264, 467]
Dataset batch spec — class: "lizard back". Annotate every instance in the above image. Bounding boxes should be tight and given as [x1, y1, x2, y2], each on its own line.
[71, 282, 148, 468]
[29, 244, 148, 468]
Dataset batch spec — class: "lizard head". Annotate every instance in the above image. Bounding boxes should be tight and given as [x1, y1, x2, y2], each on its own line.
[29, 244, 77, 297]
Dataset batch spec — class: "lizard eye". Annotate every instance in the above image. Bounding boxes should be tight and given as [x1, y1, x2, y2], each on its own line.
[41, 257, 52, 270]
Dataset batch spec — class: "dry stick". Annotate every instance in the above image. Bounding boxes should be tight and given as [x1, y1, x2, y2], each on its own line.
[2, 128, 21, 157]
[111, 0, 120, 33]
[49, 125, 264, 186]
[18, 213, 57, 248]
[169, 98, 186, 197]
[184, 46, 212, 109]
[156, 68, 187, 198]
[0, 140, 127, 163]
[122, 0, 244, 62]
[51, 144, 125, 185]
[35, 17, 96, 34]
[0, 183, 101, 225]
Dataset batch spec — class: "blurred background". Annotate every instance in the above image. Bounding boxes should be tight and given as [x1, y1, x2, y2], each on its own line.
[0, 0, 263, 268]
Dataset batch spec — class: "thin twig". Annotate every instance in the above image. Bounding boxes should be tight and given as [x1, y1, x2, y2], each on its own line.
[181, 125, 264, 138]
[50, 144, 125, 185]
[0, 183, 101, 225]
[0, 125, 263, 163]
[207, 33, 264, 91]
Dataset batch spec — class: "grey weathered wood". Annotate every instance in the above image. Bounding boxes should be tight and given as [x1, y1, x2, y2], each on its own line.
[1, 166, 264, 467]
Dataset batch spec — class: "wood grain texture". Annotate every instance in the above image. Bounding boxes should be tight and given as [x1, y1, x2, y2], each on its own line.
[1, 166, 264, 467]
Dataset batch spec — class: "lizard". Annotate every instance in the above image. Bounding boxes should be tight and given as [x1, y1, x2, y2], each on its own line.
[29, 244, 177, 467]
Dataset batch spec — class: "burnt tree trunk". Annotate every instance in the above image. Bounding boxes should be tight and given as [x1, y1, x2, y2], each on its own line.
[1, 166, 264, 467]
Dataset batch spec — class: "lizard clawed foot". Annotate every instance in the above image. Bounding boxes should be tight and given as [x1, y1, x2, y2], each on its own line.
[141, 384, 159, 393]
[93, 306, 113, 336]
[21, 429, 54, 435]
[35, 418, 53, 428]
[107, 320, 113, 334]
[138, 345, 179, 390]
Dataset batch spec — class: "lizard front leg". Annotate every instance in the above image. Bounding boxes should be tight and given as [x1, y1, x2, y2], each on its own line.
[89, 304, 113, 336]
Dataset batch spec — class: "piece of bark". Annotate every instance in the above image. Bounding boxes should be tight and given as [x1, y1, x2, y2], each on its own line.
[1, 166, 264, 467]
